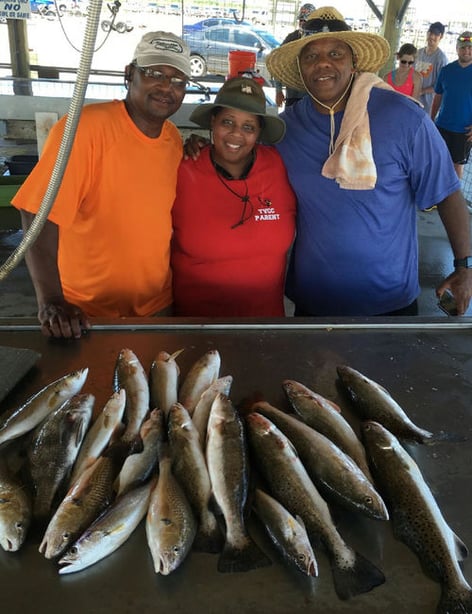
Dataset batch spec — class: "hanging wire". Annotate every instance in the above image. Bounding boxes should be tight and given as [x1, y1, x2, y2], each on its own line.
[0, 0, 103, 282]
[53, 0, 115, 53]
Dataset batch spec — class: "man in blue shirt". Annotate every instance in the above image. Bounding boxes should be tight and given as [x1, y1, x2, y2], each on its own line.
[267, 6, 472, 317]
[432, 32, 472, 180]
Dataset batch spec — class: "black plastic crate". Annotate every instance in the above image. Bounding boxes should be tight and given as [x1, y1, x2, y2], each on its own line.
[6, 155, 39, 176]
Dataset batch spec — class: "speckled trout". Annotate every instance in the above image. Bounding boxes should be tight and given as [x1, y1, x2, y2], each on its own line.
[362, 421, 472, 614]
[168, 402, 222, 553]
[337, 365, 434, 443]
[253, 488, 317, 577]
[0, 368, 89, 447]
[251, 401, 388, 521]
[283, 379, 373, 481]
[28, 393, 94, 520]
[206, 394, 271, 573]
[246, 412, 385, 600]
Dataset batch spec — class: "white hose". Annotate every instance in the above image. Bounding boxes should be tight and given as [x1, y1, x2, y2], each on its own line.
[0, 0, 103, 281]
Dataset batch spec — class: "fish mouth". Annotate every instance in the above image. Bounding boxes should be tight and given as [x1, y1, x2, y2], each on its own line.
[39, 537, 59, 560]
[57, 559, 78, 574]
[3, 537, 17, 551]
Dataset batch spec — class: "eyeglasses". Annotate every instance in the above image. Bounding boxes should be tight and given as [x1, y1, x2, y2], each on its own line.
[458, 36, 472, 42]
[133, 65, 188, 89]
[400, 60, 415, 65]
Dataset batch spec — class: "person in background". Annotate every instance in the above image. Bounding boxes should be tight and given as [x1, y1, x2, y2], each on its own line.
[431, 32, 472, 181]
[265, 6, 472, 317]
[384, 43, 422, 100]
[416, 22, 448, 114]
[172, 77, 296, 317]
[274, 3, 315, 107]
[12, 32, 190, 338]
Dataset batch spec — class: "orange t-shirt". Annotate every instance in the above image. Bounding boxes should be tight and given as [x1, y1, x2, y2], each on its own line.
[13, 100, 182, 317]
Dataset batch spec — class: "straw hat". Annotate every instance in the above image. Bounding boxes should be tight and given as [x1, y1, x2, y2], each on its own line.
[189, 77, 286, 144]
[266, 6, 390, 91]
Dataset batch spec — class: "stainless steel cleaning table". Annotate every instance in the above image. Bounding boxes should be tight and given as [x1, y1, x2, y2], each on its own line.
[0, 317, 471, 614]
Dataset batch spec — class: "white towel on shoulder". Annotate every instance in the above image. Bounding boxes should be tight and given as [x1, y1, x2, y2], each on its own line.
[321, 72, 394, 190]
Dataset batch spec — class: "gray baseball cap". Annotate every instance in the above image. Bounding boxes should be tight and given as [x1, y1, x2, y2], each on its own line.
[132, 31, 191, 77]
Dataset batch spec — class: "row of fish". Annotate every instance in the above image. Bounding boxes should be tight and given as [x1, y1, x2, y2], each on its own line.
[0, 349, 471, 612]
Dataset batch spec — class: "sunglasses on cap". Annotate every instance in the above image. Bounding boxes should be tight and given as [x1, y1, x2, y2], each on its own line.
[400, 60, 415, 65]
[458, 36, 472, 42]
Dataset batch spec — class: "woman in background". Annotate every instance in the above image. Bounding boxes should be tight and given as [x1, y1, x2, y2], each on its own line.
[384, 43, 422, 100]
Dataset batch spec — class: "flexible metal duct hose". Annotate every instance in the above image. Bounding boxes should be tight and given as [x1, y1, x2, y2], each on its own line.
[0, 0, 103, 281]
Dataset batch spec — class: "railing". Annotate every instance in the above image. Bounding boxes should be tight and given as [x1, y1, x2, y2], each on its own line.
[1, 63, 471, 204]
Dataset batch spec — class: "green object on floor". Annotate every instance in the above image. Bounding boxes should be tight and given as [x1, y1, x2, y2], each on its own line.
[0, 175, 27, 207]
[0, 176, 26, 230]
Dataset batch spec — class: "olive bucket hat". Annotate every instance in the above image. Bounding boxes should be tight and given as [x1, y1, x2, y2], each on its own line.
[189, 77, 286, 144]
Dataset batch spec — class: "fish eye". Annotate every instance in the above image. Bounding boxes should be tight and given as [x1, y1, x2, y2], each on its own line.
[173, 546, 180, 554]
[15, 521, 23, 529]
[70, 546, 78, 554]
[297, 554, 306, 562]
[364, 496, 373, 505]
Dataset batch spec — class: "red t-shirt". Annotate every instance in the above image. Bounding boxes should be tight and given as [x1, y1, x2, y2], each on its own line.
[171, 146, 296, 316]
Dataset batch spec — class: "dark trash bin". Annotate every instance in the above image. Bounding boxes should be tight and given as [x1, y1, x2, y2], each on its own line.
[5, 155, 39, 176]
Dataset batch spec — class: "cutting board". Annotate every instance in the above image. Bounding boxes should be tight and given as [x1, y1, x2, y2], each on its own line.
[0, 345, 41, 405]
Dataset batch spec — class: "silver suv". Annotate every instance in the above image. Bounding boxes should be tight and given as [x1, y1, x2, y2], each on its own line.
[183, 24, 280, 82]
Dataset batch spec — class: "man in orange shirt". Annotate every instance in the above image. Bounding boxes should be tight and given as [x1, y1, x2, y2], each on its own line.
[13, 32, 190, 338]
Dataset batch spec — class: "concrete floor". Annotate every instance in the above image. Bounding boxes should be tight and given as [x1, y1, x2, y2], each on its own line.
[0, 209, 468, 318]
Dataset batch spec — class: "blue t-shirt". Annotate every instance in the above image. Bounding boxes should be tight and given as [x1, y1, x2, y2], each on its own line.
[435, 60, 472, 133]
[276, 89, 460, 316]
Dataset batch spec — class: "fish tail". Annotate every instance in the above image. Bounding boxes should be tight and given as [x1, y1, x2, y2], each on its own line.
[193, 525, 224, 554]
[330, 551, 385, 600]
[192, 509, 224, 553]
[217, 536, 271, 573]
[438, 585, 472, 614]
[33, 490, 55, 522]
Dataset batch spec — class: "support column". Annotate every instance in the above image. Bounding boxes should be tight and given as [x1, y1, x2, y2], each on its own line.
[7, 18, 32, 96]
[378, 0, 411, 76]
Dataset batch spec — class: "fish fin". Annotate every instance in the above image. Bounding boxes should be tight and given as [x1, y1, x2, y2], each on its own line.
[330, 551, 385, 600]
[425, 431, 469, 445]
[238, 393, 267, 417]
[217, 537, 271, 573]
[295, 515, 308, 531]
[453, 532, 469, 561]
[438, 585, 472, 614]
[170, 348, 185, 362]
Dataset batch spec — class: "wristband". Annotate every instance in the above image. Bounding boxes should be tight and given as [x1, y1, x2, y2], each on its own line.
[453, 256, 472, 268]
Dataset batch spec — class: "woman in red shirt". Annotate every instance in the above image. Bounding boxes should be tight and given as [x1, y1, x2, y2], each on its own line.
[171, 77, 296, 317]
[384, 43, 422, 100]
